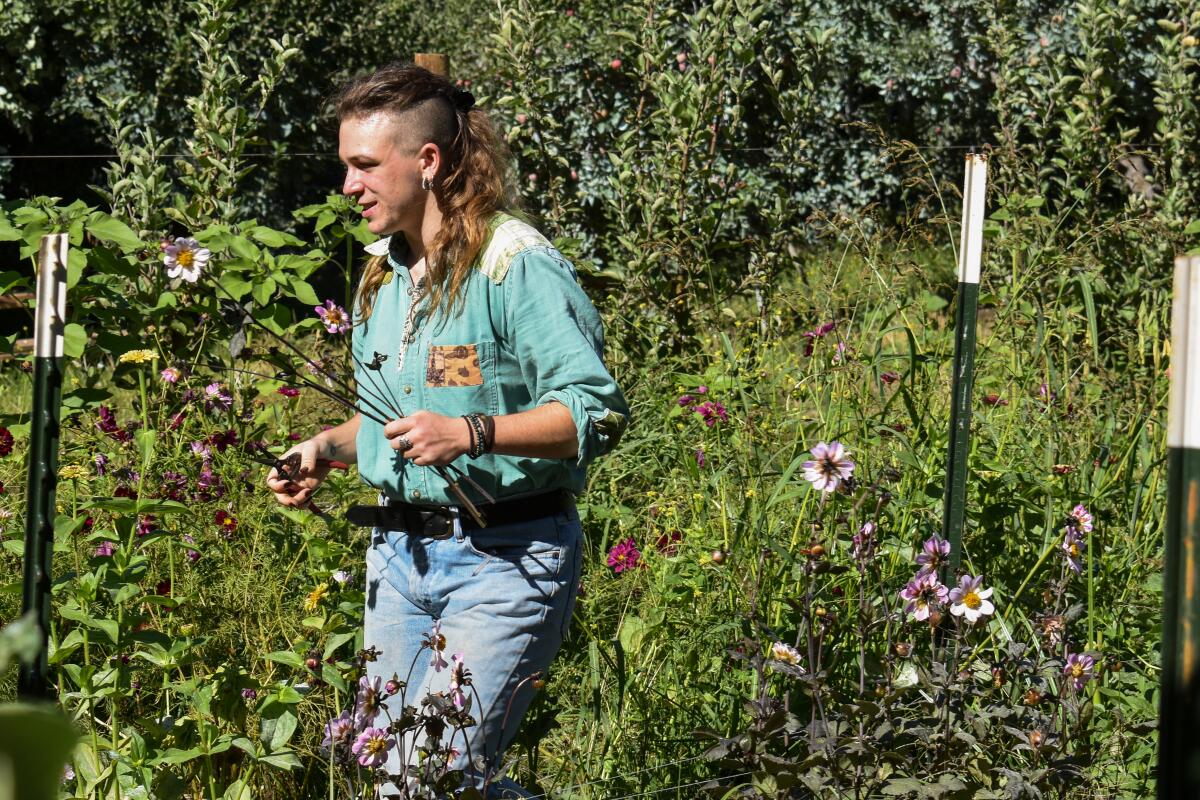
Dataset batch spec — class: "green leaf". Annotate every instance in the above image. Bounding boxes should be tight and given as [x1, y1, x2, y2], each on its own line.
[134, 429, 157, 468]
[86, 212, 142, 252]
[0, 705, 78, 800]
[154, 747, 203, 766]
[288, 278, 320, 306]
[263, 650, 303, 669]
[66, 248, 87, 288]
[252, 277, 278, 306]
[248, 226, 304, 248]
[222, 779, 253, 800]
[268, 709, 298, 751]
[63, 323, 87, 359]
[258, 751, 302, 770]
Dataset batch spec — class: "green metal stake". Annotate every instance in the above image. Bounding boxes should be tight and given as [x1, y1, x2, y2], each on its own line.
[17, 234, 68, 701]
[1159, 254, 1200, 797]
[941, 154, 987, 572]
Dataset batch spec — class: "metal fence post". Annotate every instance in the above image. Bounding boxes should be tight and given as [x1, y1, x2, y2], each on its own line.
[942, 153, 987, 572]
[17, 233, 68, 700]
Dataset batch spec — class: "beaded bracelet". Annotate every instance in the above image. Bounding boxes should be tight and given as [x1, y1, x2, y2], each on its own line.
[463, 413, 487, 459]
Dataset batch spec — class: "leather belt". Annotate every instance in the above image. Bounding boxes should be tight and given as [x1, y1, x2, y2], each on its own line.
[346, 489, 575, 538]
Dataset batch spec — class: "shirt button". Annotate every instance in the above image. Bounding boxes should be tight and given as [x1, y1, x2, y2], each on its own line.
[403, 385, 412, 394]
[411, 490, 421, 500]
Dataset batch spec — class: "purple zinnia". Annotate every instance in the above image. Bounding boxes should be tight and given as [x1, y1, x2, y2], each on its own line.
[315, 300, 352, 335]
[607, 538, 642, 573]
[802, 441, 854, 493]
[93, 541, 116, 558]
[93, 453, 109, 477]
[695, 400, 729, 427]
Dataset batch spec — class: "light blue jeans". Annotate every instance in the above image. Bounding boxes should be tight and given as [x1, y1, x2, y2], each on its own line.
[364, 504, 582, 799]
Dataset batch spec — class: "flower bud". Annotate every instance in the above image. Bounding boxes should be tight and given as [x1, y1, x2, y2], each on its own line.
[1029, 729, 1046, 749]
[710, 549, 727, 565]
[1023, 688, 1042, 706]
[894, 642, 913, 658]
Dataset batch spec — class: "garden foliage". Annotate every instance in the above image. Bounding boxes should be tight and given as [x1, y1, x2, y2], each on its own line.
[0, 0, 1193, 798]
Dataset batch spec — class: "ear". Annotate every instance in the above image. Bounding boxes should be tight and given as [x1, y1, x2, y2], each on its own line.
[417, 142, 444, 180]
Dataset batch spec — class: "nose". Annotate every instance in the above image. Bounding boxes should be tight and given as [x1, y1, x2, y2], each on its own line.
[342, 168, 363, 198]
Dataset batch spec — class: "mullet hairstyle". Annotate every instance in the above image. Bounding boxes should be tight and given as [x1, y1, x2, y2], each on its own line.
[331, 63, 516, 323]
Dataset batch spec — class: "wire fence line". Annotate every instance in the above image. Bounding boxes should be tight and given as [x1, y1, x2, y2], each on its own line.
[6, 142, 1172, 162]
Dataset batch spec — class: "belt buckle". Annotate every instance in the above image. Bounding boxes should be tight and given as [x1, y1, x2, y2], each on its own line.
[428, 506, 458, 540]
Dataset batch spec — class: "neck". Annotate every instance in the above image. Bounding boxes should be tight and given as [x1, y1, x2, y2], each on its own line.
[399, 195, 444, 266]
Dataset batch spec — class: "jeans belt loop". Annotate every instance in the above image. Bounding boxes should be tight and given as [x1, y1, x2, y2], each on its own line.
[450, 506, 463, 542]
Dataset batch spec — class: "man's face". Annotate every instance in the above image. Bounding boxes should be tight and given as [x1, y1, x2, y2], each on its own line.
[339, 112, 424, 237]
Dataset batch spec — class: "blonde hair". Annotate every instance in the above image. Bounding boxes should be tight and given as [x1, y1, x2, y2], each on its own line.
[331, 63, 516, 322]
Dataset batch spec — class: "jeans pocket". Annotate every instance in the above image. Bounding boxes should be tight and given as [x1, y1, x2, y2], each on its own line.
[465, 517, 562, 577]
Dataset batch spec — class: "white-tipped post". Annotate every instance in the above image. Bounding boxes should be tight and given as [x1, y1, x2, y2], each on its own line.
[942, 154, 988, 572]
[18, 233, 69, 700]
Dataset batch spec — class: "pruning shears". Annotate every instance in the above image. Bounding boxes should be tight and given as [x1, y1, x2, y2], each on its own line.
[249, 452, 350, 518]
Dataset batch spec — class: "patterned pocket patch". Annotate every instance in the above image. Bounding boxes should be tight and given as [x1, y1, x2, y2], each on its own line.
[426, 344, 484, 387]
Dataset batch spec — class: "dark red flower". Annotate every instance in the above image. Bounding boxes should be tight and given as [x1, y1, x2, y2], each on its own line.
[982, 394, 1008, 407]
[215, 509, 238, 536]
[0, 427, 12, 457]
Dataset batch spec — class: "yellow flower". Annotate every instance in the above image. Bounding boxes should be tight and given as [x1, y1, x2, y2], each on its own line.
[118, 349, 158, 365]
[304, 583, 329, 612]
[58, 465, 88, 480]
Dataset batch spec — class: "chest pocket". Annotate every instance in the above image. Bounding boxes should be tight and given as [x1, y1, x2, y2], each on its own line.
[423, 341, 499, 415]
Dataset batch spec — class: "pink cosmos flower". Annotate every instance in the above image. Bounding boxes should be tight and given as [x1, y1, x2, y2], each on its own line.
[448, 653, 469, 709]
[1061, 527, 1084, 574]
[607, 538, 641, 573]
[351, 727, 394, 767]
[915, 535, 950, 574]
[160, 366, 181, 384]
[429, 620, 449, 673]
[162, 237, 210, 283]
[1063, 651, 1095, 691]
[315, 300, 351, 335]
[899, 571, 949, 621]
[852, 521, 876, 562]
[948, 574, 995, 624]
[354, 675, 386, 727]
[1069, 503, 1093, 533]
[802, 441, 854, 492]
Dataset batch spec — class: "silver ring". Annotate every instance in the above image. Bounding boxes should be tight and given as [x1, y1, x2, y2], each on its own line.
[397, 435, 414, 452]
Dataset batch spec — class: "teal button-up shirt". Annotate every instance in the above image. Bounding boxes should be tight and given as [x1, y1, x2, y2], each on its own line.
[351, 215, 629, 505]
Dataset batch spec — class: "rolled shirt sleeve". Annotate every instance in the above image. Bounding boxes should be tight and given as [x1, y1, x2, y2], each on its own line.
[501, 247, 629, 469]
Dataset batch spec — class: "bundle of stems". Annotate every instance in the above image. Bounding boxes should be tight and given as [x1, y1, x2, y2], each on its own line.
[209, 290, 493, 527]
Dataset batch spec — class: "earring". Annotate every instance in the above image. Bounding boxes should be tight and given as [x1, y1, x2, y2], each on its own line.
[421, 176, 432, 191]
